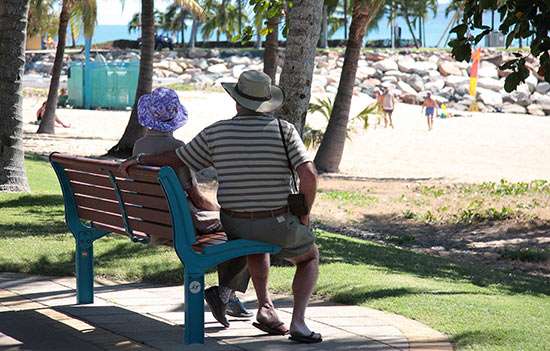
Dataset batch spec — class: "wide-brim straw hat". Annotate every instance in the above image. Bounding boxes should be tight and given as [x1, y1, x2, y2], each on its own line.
[221, 70, 285, 113]
[138, 87, 188, 132]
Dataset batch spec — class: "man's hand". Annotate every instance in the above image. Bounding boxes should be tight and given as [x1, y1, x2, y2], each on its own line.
[118, 157, 138, 177]
[299, 214, 310, 226]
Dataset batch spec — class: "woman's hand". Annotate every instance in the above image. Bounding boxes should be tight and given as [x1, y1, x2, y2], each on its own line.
[118, 157, 138, 177]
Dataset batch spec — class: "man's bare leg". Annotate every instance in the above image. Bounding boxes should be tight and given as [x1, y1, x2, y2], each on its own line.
[247, 253, 272, 307]
[286, 245, 320, 336]
[247, 253, 289, 333]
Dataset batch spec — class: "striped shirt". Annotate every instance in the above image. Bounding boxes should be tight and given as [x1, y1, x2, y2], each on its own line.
[175, 114, 311, 211]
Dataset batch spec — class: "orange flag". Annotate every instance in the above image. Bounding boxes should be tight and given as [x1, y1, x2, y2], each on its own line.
[469, 48, 481, 97]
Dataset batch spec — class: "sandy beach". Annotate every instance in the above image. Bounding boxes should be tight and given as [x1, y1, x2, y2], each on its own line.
[23, 90, 550, 183]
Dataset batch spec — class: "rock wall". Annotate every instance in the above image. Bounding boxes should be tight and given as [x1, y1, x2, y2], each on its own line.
[24, 48, 549, 116]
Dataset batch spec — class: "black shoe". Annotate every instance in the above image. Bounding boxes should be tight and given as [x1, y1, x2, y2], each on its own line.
[204, 286, 229, 327]
[226, 295, 253, 318]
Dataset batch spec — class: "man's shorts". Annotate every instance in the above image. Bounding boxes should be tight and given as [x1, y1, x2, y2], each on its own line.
[425, 106, 435, 117]
[220, 212, 315, 258]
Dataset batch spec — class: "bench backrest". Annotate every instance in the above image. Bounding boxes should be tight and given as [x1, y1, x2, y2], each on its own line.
[49, 153, 197, 248]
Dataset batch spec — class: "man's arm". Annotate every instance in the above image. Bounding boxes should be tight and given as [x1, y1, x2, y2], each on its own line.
[296, 161, 318, 226]
[120, 150, 220, 210]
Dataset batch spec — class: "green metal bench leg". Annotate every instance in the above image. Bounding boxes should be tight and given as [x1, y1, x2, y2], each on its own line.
[184, 270, 205, 344]
[75, 236, 94, 304]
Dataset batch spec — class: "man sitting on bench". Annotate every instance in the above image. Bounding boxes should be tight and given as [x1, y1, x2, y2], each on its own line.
[131, 87, 253, 326]
[120, 71, 321, 344]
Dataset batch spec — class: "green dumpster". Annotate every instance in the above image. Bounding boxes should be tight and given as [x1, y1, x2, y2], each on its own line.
[68, 61, 139, 110]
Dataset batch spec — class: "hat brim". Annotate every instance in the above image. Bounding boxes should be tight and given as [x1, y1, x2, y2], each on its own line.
[221, 82, 284, 113]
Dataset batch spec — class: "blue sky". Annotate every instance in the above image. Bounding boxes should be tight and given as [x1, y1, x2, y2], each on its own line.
[97, 0, 452, 25]
[97, 0, 169, 25]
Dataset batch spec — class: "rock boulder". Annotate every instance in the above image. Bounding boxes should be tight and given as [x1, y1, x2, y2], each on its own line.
[374, 58, 398, 72]
[438, 61, 463, 76]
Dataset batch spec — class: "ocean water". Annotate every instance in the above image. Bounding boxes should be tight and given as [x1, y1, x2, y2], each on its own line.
[77, 5, 520, 48]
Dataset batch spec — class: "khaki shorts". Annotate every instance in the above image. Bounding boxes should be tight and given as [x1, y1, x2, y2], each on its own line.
[220, 212, 315, 258]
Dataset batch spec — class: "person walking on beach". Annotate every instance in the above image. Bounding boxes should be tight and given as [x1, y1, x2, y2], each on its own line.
[374, 89, 384, 128]
[382, 87, 395, 128]
[422, 92, 438, 131]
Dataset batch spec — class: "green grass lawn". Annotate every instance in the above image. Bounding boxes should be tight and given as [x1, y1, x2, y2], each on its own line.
[1, 155, 549, 350]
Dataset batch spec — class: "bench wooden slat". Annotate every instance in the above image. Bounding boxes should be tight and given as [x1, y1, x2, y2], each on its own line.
[118, 179, 165, 197]
[74, 195, 173, 226]
[78, 207, 173, 239]
[51, 154, 159, 183]
[66, 170, 165, 197]
[70, 182, 169, 211]
[92, 222, 150, 241]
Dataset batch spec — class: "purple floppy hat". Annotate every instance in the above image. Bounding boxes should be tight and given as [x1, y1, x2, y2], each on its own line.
[137, 87, 188, 132]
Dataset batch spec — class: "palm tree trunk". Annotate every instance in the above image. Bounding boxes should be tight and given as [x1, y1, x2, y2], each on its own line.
[0, 0, 31, 192]
[276, 0, 323, 134]
[314, 0, 385, 173]
[403, 10, 419, 48]
[318, 5, 328, 48]
[237, 0, 242, 36]
[344, 0, 348, 40]
[71, 28, 76, 48]
[181, 15, 185, 45]
[419, 16, 424, 47]
[263, 16, 280, 82]
[189, 17, 198, 48]
[107, 0, 154, 157]
[37, 0, 71, 134]
[254, 22, 262, 49]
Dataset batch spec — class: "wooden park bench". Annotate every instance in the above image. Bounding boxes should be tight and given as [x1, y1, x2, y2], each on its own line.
[49, 153, 281, 344]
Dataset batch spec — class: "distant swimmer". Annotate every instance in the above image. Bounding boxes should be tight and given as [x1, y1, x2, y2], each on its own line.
[422, 92, 438, 131]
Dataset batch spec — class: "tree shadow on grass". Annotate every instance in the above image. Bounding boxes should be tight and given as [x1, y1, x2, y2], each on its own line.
[0, 221, 68, 238]
[316, 233, 550, 296]
[0, 255, 74, 278]
[314, 283, 497, 306]
[1, 194, 64, 208]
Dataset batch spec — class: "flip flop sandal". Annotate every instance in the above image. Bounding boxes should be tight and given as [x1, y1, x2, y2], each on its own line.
[252, 321, 289, 335]
[289, 332, 323, 344]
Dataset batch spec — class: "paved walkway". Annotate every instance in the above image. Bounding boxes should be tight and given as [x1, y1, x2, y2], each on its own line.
[0, 273, 453, 351]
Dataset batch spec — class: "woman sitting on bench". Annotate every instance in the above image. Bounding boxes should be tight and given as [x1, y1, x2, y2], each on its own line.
[132, 87, 253, 327]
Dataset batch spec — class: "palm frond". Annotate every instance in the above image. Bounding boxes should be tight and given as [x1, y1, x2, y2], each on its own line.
[302, 125, 325, 150]
[353, 102, 378, 130]
[308, 97, 333, 121]
[81, 0, 97, 39]
[175, 0, 206, 20]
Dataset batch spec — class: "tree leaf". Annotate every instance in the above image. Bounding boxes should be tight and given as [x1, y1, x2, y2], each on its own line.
[505, 32, 515, 48]
[450, 23, 468, 36]
[504, 72, 521, 92]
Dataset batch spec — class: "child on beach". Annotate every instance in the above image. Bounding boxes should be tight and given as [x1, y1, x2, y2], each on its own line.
[422, 92, 438, 131]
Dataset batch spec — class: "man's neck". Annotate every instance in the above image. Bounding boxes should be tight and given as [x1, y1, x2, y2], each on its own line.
[235, 109, 270, 118]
